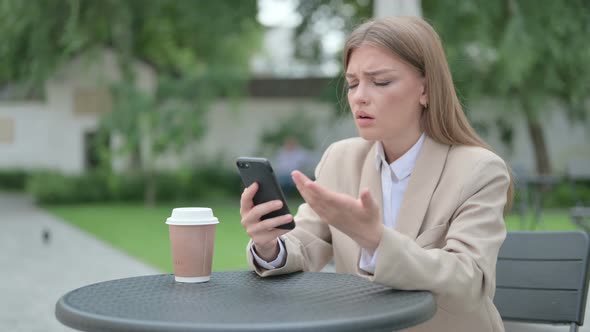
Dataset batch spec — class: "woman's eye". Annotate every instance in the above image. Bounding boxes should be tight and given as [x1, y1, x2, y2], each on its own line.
[346, 83, 358, 90]
[374, 81, 391, 87]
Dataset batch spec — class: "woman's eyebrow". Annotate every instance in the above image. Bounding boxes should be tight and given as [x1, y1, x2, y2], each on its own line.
[345, 69, 396, 78]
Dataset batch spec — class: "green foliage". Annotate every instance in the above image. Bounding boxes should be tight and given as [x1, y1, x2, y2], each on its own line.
[153, 164, 243, 203]
[295, 0, 373, 64]
[0, 0, 261, 84]
[106, 80, 205, 159]
[294, 1, 590, 117]
[294, 1, 589, 174]
[0, 169, 29, 191]
[543, 182, 590, 208]
[511, 181, 590, 211]
[104, 71, 250, 163]
[422, 0, 590, 174]
[26, 166, 241, 205]
[27, 171, 112, 204]
[293, 0, 372, 116]
[0, 0, 262, 203]
[505, 211, 578, 232]
[422, 0, 590, 121]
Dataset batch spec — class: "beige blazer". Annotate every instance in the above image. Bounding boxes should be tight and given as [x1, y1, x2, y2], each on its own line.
[246, 136, 510, 332]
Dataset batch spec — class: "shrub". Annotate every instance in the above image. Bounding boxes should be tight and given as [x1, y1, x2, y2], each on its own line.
[26, 171, 78, 204]
[0, 169, 29, 191]
[108, 172, 144, 202]
[512, 180, 590, 210]
[26, 168, 590, 208]
[26, 164, 242, 204]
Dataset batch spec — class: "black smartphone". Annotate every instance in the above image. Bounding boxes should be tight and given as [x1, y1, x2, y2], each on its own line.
[236, 157, 295, 230]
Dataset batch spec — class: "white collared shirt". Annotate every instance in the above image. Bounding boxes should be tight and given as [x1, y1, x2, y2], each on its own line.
[359, 133, 425, 273]
[252, 134, 426, 272]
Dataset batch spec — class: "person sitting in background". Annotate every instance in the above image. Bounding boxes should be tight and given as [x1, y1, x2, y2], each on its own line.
[274, 136, 312, 197]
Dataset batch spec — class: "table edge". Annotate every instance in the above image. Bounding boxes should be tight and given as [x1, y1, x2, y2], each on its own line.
[55, 273, 437, 332]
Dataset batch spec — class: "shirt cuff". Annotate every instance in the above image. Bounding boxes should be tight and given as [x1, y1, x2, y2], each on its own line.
[359, 247, 378, 274]
[251, 238, 287, 270]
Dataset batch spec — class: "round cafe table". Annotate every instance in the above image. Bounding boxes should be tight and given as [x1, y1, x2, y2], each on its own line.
[56, 271, 436, 332]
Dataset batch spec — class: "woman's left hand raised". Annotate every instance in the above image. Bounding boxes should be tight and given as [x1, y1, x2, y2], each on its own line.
[291, 170, 384, 253]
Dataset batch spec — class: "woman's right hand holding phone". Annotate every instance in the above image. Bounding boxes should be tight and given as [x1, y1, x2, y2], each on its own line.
[240, 182, 293, 262]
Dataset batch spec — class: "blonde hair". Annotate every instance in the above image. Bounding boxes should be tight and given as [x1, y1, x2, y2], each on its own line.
[343, 16, 514, 213]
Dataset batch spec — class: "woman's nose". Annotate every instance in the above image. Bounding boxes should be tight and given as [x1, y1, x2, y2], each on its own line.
[349, 84, 369, 105]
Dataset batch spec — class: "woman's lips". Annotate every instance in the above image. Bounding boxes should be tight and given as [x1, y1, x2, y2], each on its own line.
[356, 116, 375, 127]
[355, 112, 375, 127]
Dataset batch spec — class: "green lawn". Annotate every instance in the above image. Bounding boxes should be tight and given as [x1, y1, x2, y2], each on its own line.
[46, 199, 249, 273]
[46, 199, 579, 273]
[505, 210, 578, 231]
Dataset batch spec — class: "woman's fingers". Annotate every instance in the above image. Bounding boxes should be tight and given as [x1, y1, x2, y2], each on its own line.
[239, 182, 294, 252]
[360, 188, 377, 211]
[291, 170, 321, 204]
[248, 199, 283, 219]
[292, 170, 341, 217]
[246, 215, 292, 247]
[240, 182, 258, 216]
[291, 170, 310, 193]
[252, 214, 293, 232]
[240, 184, 284, 224]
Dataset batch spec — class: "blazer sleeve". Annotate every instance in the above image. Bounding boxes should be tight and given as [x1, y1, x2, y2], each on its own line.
[246, 144, 335, 277]
[366, 155, 509, 314]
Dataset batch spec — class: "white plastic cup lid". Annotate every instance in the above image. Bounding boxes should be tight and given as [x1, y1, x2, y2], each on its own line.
[165, 207, 219, 225]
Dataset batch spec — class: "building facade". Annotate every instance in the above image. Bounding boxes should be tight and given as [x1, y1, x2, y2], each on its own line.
[0, 50, 588, 176]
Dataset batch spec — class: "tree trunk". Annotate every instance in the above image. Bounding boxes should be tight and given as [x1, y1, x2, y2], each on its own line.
[521, 98, 552, 175]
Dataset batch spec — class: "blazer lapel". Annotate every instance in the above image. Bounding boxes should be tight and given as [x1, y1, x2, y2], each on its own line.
[359, 142, 383, 223]
[394, 136, 450, 240]
[346, 142, 382, 263]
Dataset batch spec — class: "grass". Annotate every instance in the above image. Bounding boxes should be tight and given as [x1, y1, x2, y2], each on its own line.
[505, 210, 578, 231]
[45, 196, 306, 273]
[46, 199, 580, 273]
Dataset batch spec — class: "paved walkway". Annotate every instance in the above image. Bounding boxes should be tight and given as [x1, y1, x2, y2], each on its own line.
[0, 192, 158, 332]
[0, 191, 588, 331]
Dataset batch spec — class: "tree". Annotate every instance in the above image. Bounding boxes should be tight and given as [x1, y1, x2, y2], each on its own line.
[295, 0, 373, 66]
[295, 1, 590, 175]
[422, 0, 590, 174]
[294, 0, 373, 115]
[0, 0, 260, 84]
[0, 0, 261, 205]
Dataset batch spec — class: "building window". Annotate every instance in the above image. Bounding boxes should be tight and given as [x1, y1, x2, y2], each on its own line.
[74, 88, 112, 115]
[0, 117, 14, 144]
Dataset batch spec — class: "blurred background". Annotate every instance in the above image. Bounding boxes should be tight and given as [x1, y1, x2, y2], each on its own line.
[0, 0, 589, 331]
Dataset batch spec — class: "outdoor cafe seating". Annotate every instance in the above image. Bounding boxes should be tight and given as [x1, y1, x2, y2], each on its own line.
[495, 231, 590, 332]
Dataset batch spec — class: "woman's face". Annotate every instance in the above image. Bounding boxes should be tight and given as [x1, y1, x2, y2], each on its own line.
[345, 43, 427, 143]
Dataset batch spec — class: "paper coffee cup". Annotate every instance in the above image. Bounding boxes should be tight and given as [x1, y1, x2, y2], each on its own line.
[166, 208, 218, 283]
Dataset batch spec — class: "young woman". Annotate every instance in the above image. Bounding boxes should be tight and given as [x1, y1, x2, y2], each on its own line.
[240, 16, 513, 332]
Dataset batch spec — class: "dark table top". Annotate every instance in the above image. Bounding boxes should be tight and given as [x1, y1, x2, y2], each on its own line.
[56, 271, 436, 332]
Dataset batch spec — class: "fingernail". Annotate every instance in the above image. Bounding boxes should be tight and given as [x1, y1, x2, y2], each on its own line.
[275, 201, 283, 207]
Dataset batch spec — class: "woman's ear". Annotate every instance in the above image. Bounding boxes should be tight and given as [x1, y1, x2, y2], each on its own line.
[419, 83, 428, 108]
